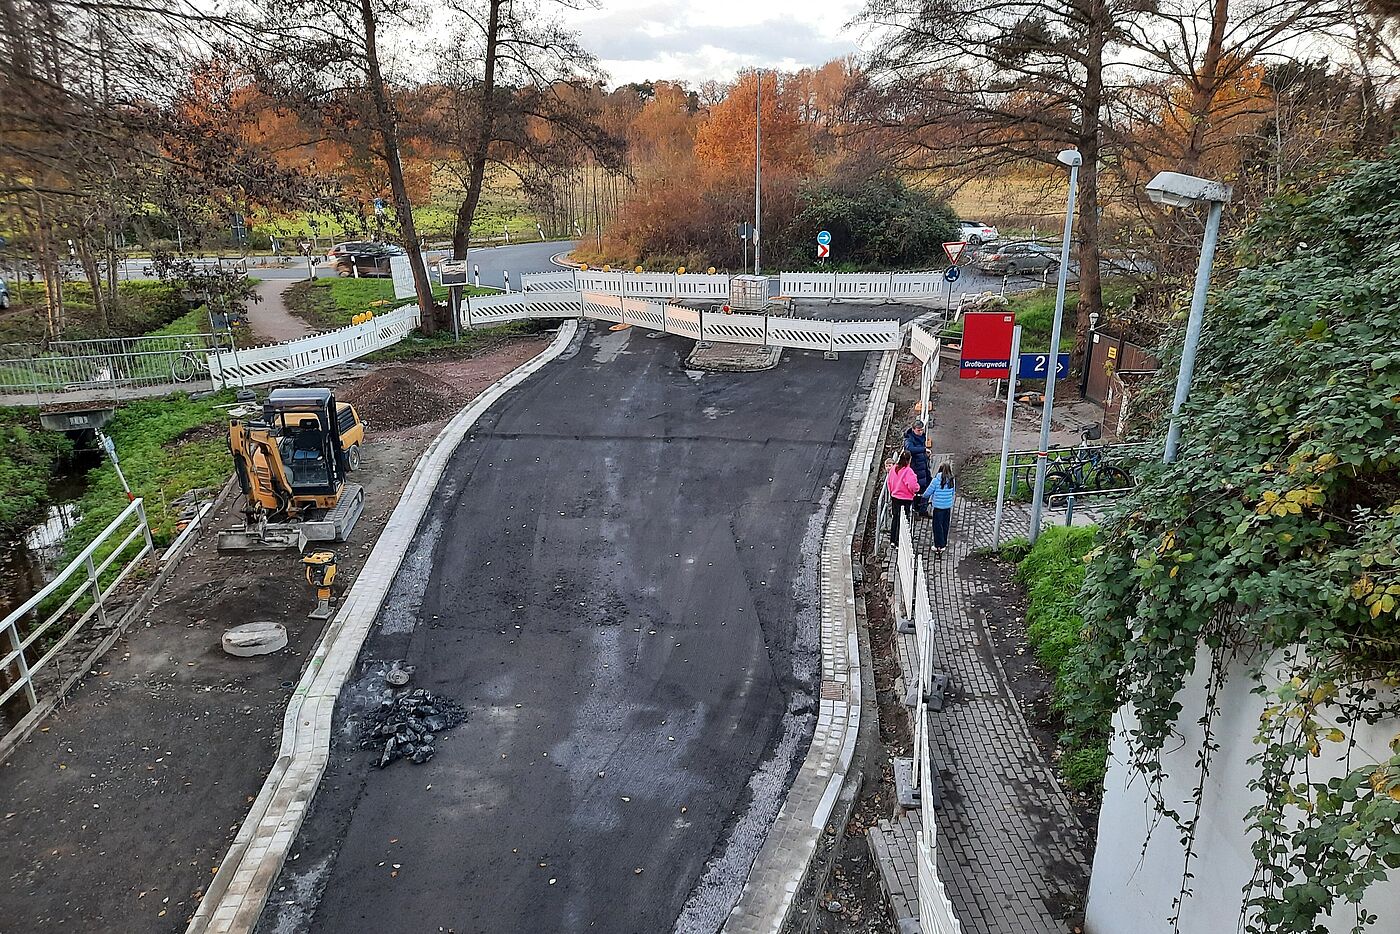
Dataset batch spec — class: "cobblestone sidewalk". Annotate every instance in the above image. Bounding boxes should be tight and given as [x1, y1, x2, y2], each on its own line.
[909, 494, 1091, 933]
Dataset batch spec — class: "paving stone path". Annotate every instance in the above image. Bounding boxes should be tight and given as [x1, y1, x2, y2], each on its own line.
[909, 493, 1091, 933]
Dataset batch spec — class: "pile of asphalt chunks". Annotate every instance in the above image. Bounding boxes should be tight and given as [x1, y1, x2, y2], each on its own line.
[360, 689, 467, 767]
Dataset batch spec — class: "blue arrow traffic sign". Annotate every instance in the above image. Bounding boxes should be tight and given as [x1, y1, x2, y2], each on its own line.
[817, 230, 832, 246]
[1017, 352, 1070, 380]
[943, 266, 961, 283]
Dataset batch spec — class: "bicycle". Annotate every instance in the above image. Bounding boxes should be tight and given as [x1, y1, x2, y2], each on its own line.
[1042, 425, 1132, 502]
[169, 341, 207, 382]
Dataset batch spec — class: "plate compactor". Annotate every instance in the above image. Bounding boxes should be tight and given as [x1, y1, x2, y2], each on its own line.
[219, 388, 365, 551]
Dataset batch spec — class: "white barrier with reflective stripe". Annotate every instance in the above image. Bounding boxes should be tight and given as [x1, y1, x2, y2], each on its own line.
[520, 271, 576, 292]
[208, 305, 420, 386]
[674, 274, 729, 299]
[780, 272, 836, 298]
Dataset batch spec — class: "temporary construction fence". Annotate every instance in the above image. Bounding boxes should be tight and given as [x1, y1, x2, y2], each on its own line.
[457, 290, 903, 354]
[891, 518, 963, 934]
[521, 268, 951, 304]
[1, 498, 154, 726]
[206, 304, 420, 387]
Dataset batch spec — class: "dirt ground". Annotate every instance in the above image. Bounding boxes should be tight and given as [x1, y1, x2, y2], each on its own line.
[0, 335, 547, 933]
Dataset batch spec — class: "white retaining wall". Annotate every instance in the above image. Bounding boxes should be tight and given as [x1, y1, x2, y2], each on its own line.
[1086, 649, 1400, 934]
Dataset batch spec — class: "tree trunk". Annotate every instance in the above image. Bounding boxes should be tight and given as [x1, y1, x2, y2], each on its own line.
[451, 0, 504, 287]
[1181, 0, 1232, 173]
[359, 0, 435, 333]
[1073, 0, 1106, 370]
[76, 229, 109, 331]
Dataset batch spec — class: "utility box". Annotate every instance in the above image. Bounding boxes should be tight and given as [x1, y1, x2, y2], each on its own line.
[729, 275, 769, 311]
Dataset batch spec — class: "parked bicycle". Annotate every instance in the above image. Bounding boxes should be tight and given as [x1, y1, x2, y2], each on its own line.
[1042, 425, 1133, 502]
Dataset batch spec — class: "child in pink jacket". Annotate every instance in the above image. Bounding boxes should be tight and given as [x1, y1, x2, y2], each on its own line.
[886, 450, 920, 544]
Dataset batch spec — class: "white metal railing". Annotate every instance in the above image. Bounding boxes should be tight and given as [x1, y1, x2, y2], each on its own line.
[207, 304, 420, 387]
[0, 332, 229, 395]
[1, 498, 154, 714]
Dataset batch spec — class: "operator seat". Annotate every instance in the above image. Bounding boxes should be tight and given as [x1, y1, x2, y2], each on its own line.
[290, 417, 327, 485]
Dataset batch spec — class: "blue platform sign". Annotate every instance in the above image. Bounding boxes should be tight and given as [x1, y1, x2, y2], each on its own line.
[943, 265, 961, 283]
[1018, 352, 1070, 380]
[817, 229, 832, 246]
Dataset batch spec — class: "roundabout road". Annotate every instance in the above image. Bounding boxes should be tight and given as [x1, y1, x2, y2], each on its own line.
[257, 321, 880, 933]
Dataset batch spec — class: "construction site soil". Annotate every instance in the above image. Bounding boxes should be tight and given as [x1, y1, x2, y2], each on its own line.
[0, 335, 547, 933]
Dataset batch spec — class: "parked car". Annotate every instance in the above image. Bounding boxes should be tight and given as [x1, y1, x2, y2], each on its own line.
[975, 241, 1059, 276]
[0, 278, 10, 309]
[959, 220, 999, 245]
[325, 241, 406, 278]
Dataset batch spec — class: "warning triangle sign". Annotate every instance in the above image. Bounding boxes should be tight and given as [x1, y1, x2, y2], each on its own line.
[943, 241, 968, 265]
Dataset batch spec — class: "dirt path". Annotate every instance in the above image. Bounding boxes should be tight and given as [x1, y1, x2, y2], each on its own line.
[249, 277, 313, 344]
[0, 337, 548, 934]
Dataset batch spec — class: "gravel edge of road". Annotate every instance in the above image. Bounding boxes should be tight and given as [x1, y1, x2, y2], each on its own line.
[183, 321, 580, 934]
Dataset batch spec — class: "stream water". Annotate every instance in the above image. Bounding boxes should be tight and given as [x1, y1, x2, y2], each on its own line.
[0, 457, 95, 622]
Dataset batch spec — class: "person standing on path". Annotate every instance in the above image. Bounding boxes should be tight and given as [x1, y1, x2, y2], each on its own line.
[886, 450, 920, 545]
[903, 422, 932, 517]
[928, 462, 956, 555]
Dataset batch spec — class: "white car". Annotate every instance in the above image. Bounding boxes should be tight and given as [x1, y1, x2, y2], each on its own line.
[960, 220, 999, 246]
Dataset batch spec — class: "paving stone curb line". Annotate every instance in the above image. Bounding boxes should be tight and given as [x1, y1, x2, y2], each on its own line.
[0, 474, 239, 765]
[185, 322, 580, 934]
[724, 346, 900, 933]
[783, 398, 897, 934]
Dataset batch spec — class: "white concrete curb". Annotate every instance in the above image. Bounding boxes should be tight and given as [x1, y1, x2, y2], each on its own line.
[185, 321, 580, 934]
[724, 345, 901, 932]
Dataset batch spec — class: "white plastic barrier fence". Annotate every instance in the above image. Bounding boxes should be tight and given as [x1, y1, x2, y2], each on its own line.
[918, 694, 962, 934]
[519, 271, 577, 292]
[558, 293, 900, 354]
[208, 305, 420, 387]
[897, 518, 916, 621]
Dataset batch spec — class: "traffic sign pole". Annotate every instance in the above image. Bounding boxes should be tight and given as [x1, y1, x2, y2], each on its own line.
[993, 325, 1023, 547]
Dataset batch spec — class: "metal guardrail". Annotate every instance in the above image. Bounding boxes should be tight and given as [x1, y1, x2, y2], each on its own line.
[1, 498, 154, 714]
[0, 333, 227, 394]
[1045, 487, 1133, 527]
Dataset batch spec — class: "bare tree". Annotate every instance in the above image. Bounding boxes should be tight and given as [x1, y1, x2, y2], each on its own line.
[244, 0, 438, 327]
[428, 0, 623, 329]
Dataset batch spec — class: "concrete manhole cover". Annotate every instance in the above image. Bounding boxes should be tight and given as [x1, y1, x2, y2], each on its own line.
[222, 621, 288, 657]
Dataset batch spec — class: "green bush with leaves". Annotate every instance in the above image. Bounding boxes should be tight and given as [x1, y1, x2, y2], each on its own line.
[1074, 148, 1400, 932]
[1010, 525, 1110, 790]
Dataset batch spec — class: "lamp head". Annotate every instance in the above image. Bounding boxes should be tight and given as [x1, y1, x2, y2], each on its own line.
[1057, 149, 1082, 168]
[1146, 171, 1233, 207]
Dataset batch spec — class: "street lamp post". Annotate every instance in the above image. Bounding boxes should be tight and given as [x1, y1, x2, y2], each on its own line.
[1146, 171, 1233, 463]
[1028, 149, 1083, 542]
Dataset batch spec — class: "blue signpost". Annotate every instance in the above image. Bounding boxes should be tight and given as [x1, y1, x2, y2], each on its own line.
[1017, 352, 1070, 380]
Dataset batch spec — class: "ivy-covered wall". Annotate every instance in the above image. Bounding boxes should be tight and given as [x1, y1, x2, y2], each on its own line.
[1086, 652, 1400, 934]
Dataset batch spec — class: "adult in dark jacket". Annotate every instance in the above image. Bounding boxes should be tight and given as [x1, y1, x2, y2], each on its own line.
[904, 423, 932, 515]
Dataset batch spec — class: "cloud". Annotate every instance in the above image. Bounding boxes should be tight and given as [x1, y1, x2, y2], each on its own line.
[560, 0, 866, 86]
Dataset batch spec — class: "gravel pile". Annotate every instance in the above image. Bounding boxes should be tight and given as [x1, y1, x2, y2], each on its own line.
[344, 367, 460, 430]
[358, 689, 467, 767]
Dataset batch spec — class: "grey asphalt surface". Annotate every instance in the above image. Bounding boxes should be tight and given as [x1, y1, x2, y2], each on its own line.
[256, 322, 879, 934]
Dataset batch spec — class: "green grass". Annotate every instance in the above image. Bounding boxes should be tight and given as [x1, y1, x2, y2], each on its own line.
[1001, 525, 1111, 793]
[943, 278, 1138, 354]
[965, 454, 1035, 503]
[365, 320, 547, 363]
[64, 392, 235, 559]
[0, 408, 75, 539]
[283, 278, 495, 330]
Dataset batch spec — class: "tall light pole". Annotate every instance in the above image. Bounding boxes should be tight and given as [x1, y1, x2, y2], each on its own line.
[1028, 149, 1083, 542]
[1146, 171, 1233, 463]
[754, 69, 762, 277]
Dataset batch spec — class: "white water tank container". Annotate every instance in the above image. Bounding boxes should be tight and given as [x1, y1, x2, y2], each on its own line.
[729, 275, 769, 311]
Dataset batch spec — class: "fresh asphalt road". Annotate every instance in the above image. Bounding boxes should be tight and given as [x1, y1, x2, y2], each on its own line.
[256, 323, 879, 934]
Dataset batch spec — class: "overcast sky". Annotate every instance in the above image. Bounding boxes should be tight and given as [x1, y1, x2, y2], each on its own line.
[559, 0, 868, 87]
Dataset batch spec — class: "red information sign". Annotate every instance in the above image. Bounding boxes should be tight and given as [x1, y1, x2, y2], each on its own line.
[960, 312, 1016, 379]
